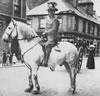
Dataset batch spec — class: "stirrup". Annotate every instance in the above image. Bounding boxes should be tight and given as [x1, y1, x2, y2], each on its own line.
[43, 63, 48, 67]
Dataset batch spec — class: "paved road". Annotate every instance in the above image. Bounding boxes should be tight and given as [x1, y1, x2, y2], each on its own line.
[0, 57, 100, 96]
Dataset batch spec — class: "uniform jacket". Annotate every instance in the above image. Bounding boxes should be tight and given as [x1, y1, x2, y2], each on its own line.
[45, 18, 59, 45]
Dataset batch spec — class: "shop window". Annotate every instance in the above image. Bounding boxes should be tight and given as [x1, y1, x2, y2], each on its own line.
[13, 0, 21, 17]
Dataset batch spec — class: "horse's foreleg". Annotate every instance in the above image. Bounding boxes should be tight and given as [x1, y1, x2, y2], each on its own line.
[33, 74, 40, 94]
[32, 64, 40, 94]
[25, 67, 33, 92]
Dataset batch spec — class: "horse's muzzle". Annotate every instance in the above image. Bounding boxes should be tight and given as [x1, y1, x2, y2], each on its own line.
[2, 37, 9, 43]
[3, 39, 9, 43]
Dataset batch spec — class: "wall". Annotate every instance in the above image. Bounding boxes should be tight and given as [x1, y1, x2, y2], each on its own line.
[0, 0, 13, 16]
[0, 0, 27, 62]
[0, 16, 10, 63]
[31, 17, 39, 32]
[21, 0, 27, 19]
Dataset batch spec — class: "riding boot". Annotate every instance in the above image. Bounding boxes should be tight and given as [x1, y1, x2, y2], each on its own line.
[43, 47, 51, 67]
[43, 44, 55, 67]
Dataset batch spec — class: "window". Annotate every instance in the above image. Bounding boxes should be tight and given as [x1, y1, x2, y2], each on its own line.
[27, 19, 31, 27]
[91, 23, 95, 35]
[67, 15, 73, 29]
[0, 20, 3, 30]
[97, 25, 100, 36]
[75, 17, 79, 31]
[57, 15, 62, 29]
[88, 22, 90, 34]
[13, 0, 21, 17]
[78, 0, 91, 3]
[40, 18, 46, 29]
[83, 20, 86, 33]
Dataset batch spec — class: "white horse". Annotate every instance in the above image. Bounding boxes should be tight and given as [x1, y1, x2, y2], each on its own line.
[2, 18, 79, 94]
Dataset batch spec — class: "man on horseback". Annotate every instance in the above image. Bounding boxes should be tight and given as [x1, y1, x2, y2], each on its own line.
[42, 2, 60, 67]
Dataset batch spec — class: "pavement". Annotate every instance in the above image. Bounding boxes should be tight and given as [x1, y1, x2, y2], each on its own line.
[0, 57, 99, 68]
[0, 57, 100, 96]
[0, 61, 25, 68]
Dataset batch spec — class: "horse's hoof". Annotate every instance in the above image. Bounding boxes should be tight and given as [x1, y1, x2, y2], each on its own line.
[42, 62, 48, 67]
[32, 90, 39, 94]
[24, 87, 33, 92]
[32, 86, 40, 94]
[37, 86, 40, 92]
[68, 88, 75, 94]
[50, 67, 54, 71]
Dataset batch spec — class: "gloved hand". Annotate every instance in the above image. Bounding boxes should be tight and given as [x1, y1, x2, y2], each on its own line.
[41, 32, 47, 41]
[41, 32, 46, 38]
[42, 32, 46, 36]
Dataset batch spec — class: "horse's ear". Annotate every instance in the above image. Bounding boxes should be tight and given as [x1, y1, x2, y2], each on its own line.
[11, 18, 16, 25]
[11, 18, 13, 21]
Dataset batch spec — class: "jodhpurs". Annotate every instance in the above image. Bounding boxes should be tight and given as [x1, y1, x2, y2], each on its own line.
[44, 44, 56, 64]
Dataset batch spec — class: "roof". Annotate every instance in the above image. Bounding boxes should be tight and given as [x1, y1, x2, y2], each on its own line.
[27, 0, 100, 24]
[27, 0, 48, 10]
[27, 0, 76, 16]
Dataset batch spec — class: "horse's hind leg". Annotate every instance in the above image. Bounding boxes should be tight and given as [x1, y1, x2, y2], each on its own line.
[69, 65, 77, 94]
[64, 62, 77, 94]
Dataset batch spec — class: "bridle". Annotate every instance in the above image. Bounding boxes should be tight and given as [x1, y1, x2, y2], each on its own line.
[6, 21, 39, 41]
[6, 21, 42, 68]
[6, 23, 17, 42]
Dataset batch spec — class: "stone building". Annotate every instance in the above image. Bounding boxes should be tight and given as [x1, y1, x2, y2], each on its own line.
[0, 0, 26, 61]
[27, 0, 100, 56]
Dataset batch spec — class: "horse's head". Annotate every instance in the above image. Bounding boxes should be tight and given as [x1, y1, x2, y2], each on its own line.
[2, 18, 39, 43]
[2, 18, 17, 42]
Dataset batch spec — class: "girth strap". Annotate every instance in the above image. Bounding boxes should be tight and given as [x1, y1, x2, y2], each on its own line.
[21, 41, 40, 69]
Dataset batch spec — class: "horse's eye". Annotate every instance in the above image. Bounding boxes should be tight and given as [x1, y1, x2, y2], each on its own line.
[8, 27, 11, 30]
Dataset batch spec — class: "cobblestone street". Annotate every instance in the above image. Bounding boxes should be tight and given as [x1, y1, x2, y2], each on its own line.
[0, 57, 100, 96]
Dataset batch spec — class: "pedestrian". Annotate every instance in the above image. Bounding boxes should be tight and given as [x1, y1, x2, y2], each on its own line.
[12, 53, 17, 64]
[2, 50, 7, 66]
[86, 44, 95, 69]
[6, 51, 10, 66]
[42, 1, 60, 67]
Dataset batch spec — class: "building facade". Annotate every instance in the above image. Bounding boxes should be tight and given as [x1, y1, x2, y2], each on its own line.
[27, 0, 100, 56]
[0, 0, 26, 61]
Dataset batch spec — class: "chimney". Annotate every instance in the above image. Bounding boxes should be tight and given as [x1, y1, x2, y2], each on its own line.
[63, 0, 78, 8]
[78, 0, 94, 15]
[69, 0, 78, 7]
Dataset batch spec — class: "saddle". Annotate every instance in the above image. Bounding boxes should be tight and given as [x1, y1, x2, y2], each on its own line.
[39, 38, 61, 68]
[39, 42, 61, 68]
[41, 42, 61, 53]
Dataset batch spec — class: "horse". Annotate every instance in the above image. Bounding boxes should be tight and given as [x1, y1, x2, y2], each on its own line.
[2, 18, 79, 94]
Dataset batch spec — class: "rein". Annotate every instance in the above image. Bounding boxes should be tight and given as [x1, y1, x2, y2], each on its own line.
[7, 22, 42, 66]
[17, 36, 40, 41]
[21, 39, 40, 63]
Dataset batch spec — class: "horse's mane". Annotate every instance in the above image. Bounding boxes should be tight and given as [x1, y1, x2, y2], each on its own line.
[16, 21, 38, 41]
